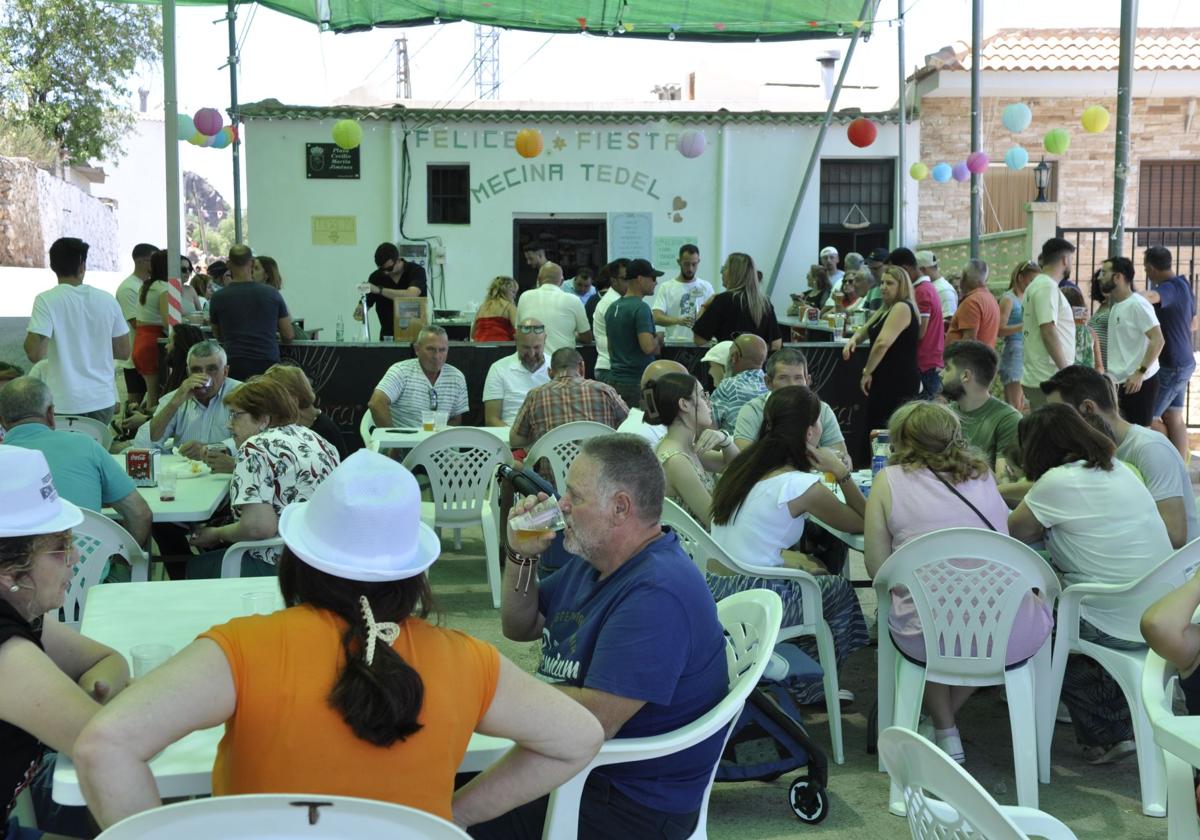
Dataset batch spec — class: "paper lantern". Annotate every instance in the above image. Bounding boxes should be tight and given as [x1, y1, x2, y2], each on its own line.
[677, 129, 706, 159]
[1043, 128, 1071, 155]
[1004, 145, 1029, 171]
[909, 161, 929, 181]
[187, 131, 207, 146]
[227, 125, 239, 143]
[931, 162, 953, 183]
[176, 114, 195, 139]
[210, 128, 233, 149]
[1081, 105, 1111, 134]
[952, 162, 971, 182]
[846, 117, 877, 148]
[331, 119, 362, 150]
[1002, 103, 1032, 133]
[514, 128, 543, 159]
[193, 108, 223, 136]
[966, 151, 989, 175]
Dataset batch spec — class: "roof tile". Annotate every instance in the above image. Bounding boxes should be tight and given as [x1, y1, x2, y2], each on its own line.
[954, 28, 1200, 72]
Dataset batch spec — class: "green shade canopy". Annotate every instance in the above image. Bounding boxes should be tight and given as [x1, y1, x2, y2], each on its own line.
[129, 0, 876, 39]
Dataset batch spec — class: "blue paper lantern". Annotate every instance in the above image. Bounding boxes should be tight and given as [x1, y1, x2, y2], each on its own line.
[1004, 145, 1029, 171]
[176, 114, 195, 139]
[1002, 103, 1033, 133]
[931, 162, 953, 183]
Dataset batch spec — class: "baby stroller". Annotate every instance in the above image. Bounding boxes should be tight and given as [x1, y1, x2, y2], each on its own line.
[715, 642, 831, 824]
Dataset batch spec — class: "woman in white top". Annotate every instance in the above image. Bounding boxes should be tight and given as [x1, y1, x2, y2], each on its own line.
[132, 250, 172, 410]
[707, 386, 870, 701]
[1009, 402, 1172, 763]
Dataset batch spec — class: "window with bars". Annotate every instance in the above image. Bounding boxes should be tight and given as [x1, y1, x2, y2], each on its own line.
[1137, 160, 1200, 246]
[427, 164, 470, 225]
[819, 159, 894, 230]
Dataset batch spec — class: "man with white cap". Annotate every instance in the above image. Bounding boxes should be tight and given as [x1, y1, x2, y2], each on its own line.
[74, 450, 604, 830]
[918, 250, 958, 319]
[820, 246, 845, 295]
[0, 448, 131, 834]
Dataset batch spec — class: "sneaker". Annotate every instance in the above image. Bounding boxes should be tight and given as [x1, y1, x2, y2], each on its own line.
[917, 717, 935, 742]
[935, 728, 967, 764]
[838, 688, 855, 706]
[1057, 702, 1072, 724]
[1082, 740, 1136, 765]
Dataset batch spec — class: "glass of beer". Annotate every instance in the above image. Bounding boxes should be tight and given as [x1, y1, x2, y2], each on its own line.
[421, 410, 436, 432]
[509, 498, 567, 540]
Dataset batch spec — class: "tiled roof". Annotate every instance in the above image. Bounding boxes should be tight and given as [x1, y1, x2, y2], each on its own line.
[951, 28, 1200, 72]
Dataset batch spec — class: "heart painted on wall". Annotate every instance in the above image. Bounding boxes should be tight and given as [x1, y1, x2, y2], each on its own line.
[672, 196, 687, 211]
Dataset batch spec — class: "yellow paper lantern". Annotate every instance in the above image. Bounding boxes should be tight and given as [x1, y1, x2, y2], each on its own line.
[331, 119, 363, 150]
[909, 161, 929, 181]
[1081, 105, 1111, 134]
[515, 128, 543, 159]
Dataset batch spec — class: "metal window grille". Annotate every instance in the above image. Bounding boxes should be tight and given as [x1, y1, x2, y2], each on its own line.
[819, 160, 893, 230]
[427, 164, 471, 225]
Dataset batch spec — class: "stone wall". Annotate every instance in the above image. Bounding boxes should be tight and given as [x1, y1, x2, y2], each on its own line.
[917, 95, 1200, 246]
[0, 156, 119, 270]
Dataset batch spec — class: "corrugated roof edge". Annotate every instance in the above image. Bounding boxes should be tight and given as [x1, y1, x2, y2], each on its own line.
[235, 99, 909, 125]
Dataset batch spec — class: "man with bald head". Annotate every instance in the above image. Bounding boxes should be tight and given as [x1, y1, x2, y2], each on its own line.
[482, 318, 550, 426]
[516, 260, 591, 356]
[710, 333, 768, 433]
[616, 358, 687, 446]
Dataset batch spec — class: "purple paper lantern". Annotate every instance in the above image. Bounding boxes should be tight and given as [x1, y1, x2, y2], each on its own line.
[951, 162, 971, 182]
[678, 129, 707, 159]
[966, 151, 989, 175]
[193, 107, 223, 136]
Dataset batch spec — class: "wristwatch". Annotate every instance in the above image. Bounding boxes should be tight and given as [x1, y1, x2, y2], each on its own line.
[1137, 365, 1148, 374]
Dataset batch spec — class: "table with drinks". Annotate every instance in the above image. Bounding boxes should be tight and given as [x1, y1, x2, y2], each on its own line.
[109, 452, 232, 524]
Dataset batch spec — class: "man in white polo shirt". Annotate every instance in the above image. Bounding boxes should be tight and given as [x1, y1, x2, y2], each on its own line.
[1100, 255, 1164, 427]
[516, 261, 592, 356]
[1020, 237, 1077, 410]
[368, 326, 469, 428]
[482, 319, 549, 427]
[24, 237, 130, 426]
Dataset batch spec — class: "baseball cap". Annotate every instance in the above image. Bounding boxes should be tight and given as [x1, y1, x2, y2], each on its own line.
[0, 448, 83, 538]
[819, 246, 839, 259]
[626, 258, 665, 279]
[867, 248, 890, 264]
[916, 250, 939, 269]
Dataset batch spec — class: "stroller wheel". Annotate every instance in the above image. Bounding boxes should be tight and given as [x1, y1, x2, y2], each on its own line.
[789, 779, 829, 824]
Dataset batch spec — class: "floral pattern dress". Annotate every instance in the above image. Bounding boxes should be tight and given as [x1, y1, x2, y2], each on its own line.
[230, 424, 340, 565]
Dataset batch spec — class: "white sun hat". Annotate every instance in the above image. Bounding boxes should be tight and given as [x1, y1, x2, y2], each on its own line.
[0, 447, 83, 537]
[277, 450, 440, 582]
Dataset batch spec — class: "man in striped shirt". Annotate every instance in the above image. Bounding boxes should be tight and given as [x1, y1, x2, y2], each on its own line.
[509, 348, 629, 449]
[368, 326, 469, 428]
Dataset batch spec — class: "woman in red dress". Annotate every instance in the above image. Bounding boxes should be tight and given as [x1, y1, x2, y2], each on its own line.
[471, 275, 518, 341]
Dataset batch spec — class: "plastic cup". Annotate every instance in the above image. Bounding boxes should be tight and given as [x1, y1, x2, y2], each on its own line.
[158, 470, 177, 502]
[242, 591, 278, 616]
[435, 410, 449, 430]
[509, 499, 567, 541]
[131, 643, 174, 678]
[421, 410, 436, 432]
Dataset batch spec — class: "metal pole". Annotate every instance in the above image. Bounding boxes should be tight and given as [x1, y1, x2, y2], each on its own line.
[226, 0, 243, 244]
[164, 0, 181, 291]
[896, 0, 906, 247]
[765, 0, 875, 297]
[969, 0, 982, 259]
[1111, 0, 1138, 258]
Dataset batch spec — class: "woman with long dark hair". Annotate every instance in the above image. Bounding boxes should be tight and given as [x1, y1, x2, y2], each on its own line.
[132, 250, 172, 410]
[73, 451, 603, 830]
[707, 385, 869, 702]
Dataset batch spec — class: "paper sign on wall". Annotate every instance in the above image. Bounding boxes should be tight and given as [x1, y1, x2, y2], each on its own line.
[654, 236, 696, 272]
[312, 216, 357, 246]
[607, 212, 653, 262]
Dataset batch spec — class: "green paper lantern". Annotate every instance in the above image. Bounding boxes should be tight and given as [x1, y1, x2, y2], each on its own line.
[1043, 128, 1071, 155]
[909, 162, 929, 181]
[332, 119, 363, 150]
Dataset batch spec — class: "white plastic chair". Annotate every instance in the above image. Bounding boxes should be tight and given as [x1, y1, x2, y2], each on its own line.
[402, 427, 513, 552]
[60, 509, 150, 627]
[522, 420, 613, 491]
[878, 727, 1079, 840]
[96, 793, 470, 839]
[57, 414, 114, 450]
[478, 471, 503, 608]
[540, 589, 784, 840]
[1049, 542, 1199, 818]
[221, 538, 284, 579]
[873, 528, 1061, 813]
[358, 411, 375, 449]
[1141, 650, 1200, 840]
[661, 498, 847, 764]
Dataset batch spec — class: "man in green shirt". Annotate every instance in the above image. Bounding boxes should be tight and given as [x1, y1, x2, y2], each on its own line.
[941, 340, 1022, 474]
[605, 258, 664, 409]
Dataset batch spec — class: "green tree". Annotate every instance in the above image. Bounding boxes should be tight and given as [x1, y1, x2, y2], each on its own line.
[0, 0, 161, 164]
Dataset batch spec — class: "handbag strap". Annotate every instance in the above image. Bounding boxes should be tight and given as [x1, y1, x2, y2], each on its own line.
[929, 469, 997, 532]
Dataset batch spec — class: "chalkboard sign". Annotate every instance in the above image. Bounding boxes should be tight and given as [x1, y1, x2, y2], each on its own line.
[305, 143, 360, 180]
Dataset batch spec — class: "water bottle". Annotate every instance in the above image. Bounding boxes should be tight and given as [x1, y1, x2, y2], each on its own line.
[871, 431, 890, 477]
[335, 315, 345, 342]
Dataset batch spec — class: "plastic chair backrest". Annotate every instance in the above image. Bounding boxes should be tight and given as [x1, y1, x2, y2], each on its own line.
[659, 499, 715, 576]
[1142, 649, 1176, 731]
[401, 429, 513, 529]
[874, 529, 1061, 682]
[878, 727, 1038, 840]
[63, 509, 149, 624]
[1079, 541, 1200, 643]
[358, 412, 375, 449]
[58, 414, 114, 449]
[522, 421, 613, 490]
[96, 793, 470, 839]
[221, 538, 284, 578]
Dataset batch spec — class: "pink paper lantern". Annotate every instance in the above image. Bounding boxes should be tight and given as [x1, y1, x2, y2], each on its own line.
[951, 162, 971, 182]
[193, 107, 223, 136]
[966, 151, 989, 174]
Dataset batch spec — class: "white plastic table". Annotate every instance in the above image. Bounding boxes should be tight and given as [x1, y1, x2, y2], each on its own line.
[370, 425, 510, 454]
[51, 578, 513, 805]
[108, 453, 231, 523]
[810, 471, 871, 554]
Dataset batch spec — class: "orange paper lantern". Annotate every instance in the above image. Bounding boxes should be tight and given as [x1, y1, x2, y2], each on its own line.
[515, 129, 543, 159]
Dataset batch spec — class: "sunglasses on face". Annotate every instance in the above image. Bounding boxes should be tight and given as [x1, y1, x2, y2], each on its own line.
[517, 324, 546, 334]
[428, 387, 438, 411]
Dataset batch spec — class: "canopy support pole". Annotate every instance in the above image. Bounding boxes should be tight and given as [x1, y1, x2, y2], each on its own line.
[896, 0, 906, 247]
[164, 0, 181, 295]
[968, 0, 982, 258]
[226, 0, 243, 243]
[764, 0, 875, 298]
[1111, 0, 1138, 258]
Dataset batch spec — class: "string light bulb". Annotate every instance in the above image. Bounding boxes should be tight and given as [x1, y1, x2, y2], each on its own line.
[433, 15, 441, 24]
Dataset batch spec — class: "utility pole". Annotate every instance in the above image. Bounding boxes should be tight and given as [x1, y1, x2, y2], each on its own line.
[395, 36, 412, 99]
[969, 0, 982, 259]
[474, 25, 500, 100]
[1111, 0, 1138, 257]
[224, 0, 242, 243]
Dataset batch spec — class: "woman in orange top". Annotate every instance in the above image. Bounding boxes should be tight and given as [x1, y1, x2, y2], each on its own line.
[472, 276, 518, 341]
[73, 450, 603, 831]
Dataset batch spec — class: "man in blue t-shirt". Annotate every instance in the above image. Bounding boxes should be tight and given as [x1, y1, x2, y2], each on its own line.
[473, 434, 727, 840]
[1139, 245, 1197, 458]
[208, 245, 294, 380]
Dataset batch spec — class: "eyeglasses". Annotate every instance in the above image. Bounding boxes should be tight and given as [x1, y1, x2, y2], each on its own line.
[516, 324, 546, 334]
[229, 410, 251, 421]
[428, 387, 438, 411]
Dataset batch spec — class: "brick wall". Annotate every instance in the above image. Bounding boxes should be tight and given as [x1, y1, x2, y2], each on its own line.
[917, 93, 1200, 246]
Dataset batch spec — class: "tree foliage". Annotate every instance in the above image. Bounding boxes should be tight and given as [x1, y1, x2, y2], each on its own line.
[0, 0, 161, 165]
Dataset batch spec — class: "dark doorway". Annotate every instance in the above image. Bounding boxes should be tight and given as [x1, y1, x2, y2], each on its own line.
[513, 218, 608, 295]
[817, 159, 894, 278]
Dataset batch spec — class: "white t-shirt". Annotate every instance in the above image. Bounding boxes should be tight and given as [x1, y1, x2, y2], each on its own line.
[27, 283, 128, 414]
[933, 278, 959, 318]
[115, 274, 141, 371]
[828, 269, 846, 295]
[1116, 423, 1199, 543]
[137, 280, 168, 326]
[1020, 274, 1076, 387]
[1106, 293, 1161, 383]
[651, 277, 714, 343]
[1024, 459, 1172, 627]
[711, 470, 821, 569]
[592, 288, 622, 372]
[616, 407, 666, 447]
[481, 352, 549, 425]
[516, 284, 590, 357]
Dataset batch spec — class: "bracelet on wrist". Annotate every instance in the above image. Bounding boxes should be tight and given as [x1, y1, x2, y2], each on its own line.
[505, 547, 539, 566]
